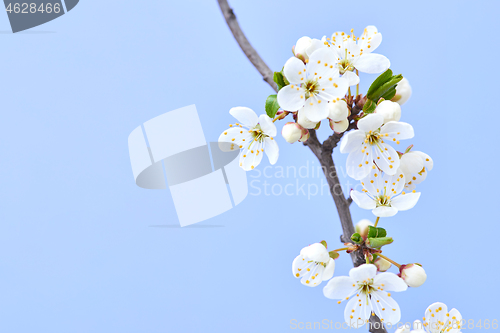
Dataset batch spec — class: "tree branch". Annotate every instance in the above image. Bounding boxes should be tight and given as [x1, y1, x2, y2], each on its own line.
[217, 2, 385, 332]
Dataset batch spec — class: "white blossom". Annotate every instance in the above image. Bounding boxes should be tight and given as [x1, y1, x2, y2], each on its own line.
[278, 48, 349, 122]
[340, 113, 414, 180]
[327, 26, 390, 85]
[292, 243, 335, 287]
[399, 151, 433, 191]
[323, 264, 407, 328]
[218, 107, 278, 171]
[396, 303, 462, 333]
[351, 167, 421, 217]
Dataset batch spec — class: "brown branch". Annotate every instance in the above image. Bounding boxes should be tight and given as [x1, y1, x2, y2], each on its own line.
[217, 0, 278, 91]
[217, 2, 385, 332]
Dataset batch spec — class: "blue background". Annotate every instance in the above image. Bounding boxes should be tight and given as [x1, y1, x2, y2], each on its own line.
[0, 0, 498, 332]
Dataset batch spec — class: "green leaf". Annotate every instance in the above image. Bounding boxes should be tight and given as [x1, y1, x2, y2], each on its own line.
[265, 94, 280, 119]
[367, 69, 393, 97]
[350, 233, 362, 244]
[329, 251, 339, 260]
[366, 237, 393, 248]
[370, 75, 403, 101]
[273, 71, 287, 91]
[367, 226, 387, 238]
[320, 240, 328, 248]
[362, 99, 377, 114]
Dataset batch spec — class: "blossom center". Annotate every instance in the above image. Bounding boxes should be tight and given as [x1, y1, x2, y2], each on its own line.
[303, 79, 319, 99]
[249, 124, 268, 143]
[365, 131, 382, 145]
[338, 59, 354, 75]
[376, 194, 391, 207]
[358, 279, 375, 295]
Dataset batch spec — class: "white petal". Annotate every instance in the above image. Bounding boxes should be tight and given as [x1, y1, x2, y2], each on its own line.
[344, 294, 371, 328]
[373, 272, 408, 292]
[301, 243, 329, 262]
[358, 113, 384, 133]
[371, 291, 401, 326]
[283, 56, 306, 84]
[414, 151, 434, 171]
[380, 121, 414, 140]
[391, 192, 420, 211]
[297, 110, 319, 129]
[359, 31, 382, 54]
[300, 263, 325, 287]
[333, 118, 349, 133]
[301, 96, 329, 122]
[294, 36, 312, 58]
[229, 107, 259, 128]
[323, 276, 357, 299]
[447, 308, 463, 333]
[328, 99, 349, 121]
[239, 141, 263, 171]
[401, 152, 424, 173]
[351, 190, 376, 210]
[373, 143, 400, 175]
[263, 137, 279, 165]
[305, 38, 327, 57]
[292, 255, 304, 277]
[372, 206, 398, 217]
[258, 114, 277, 137]
[342, 71, 360, 86]
[218, 127, 252, 152]
[340, 130, 365, 153]
[277, 85, 305, 112]
[322, 259, 336, 281]
[349, 264, 377, 282]
[318, 77, 349, 101]
[346, 145, 373, 180]
[425, 302, 448, 333]
[307, 47, 340, 80]
[354, 53, 390, 74]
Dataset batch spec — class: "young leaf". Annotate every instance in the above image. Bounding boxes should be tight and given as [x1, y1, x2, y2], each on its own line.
[363, 99, 377, 114]
[351, 233, 363, 244]
[367, 226, 387, 238]
[366, 237, 393, 248]
[367, 69, 393, 97]
[320, 240, 328, 248]
[265, 94, 280, 119]
[273, 71, 287, 91]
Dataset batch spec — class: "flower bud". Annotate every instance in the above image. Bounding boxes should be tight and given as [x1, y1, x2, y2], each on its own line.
[400, 264, 427, 287]
[282, 122, 303, 143]
[328, 100, 349, 121]
[294, 36, 312, 60]
[298, 128, 310, 142]
[355, 219, 373, 239]
[375, 100, 401, 123]
[297, 110, 319, 129]
[374, 257, 392, 272]
[392, 77, 412, 106]
[329, 118, 349, 133]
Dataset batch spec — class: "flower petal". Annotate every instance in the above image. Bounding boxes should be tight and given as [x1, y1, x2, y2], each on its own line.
[318, 77, 349, 101]
[343, 71, 360, 86]
[277, 84, 305, 112]
[344, 294, 371, 328]
[371, 291, 401, 326]
[414, 151, 434, 171]
[340, 130, 365, 153]
[346, 145, 373, 180]
[283, 56, 306, 84]
[218, 127, 252, 152]
[401, 152, 425, 173]
[229, 107, 259, 128]
[301, 96, 329, 122]
[239, 140, 263, 171]
[358, 113, 384, 133]
[323, 276, 357, 299]
[373, 143, 400, 175]
[300, 263, 325, 287]
[424, 302, 448, 333]
[351, 190, 376, 210]
[372, 206, 398, 217]
[354, 53, 390, 74]
[322, 259, 336, 281]
[380, 121, 414, 140]
[263, 137, 279, 165]
[258, 114, 277, 137]
[447, 308, 463, 333]
[391, 192, 420, 211]
[373, 272, 408, 292]
[349, 264, 377, 282]
[307, 47, 340, 80]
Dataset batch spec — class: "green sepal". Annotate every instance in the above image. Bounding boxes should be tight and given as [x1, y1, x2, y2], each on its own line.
[367, 226, 387, 238]
[366, 237, 393, 248]
[320, 240, 328, 248]
[329, 251, 339, 260]
[362, 99, 377, 114]
[265, 94, 280, 119]
[350, 233, 363, 244]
